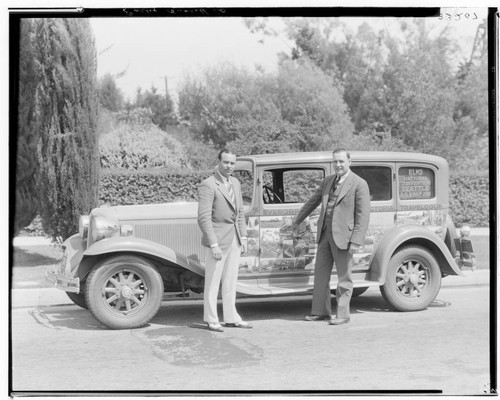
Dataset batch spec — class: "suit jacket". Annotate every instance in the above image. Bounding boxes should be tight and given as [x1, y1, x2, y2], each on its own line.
[197, 172, 247, 251]
[295, 171, 370, 249]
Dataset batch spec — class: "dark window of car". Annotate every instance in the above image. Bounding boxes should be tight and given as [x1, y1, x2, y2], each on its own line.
[262, 168, 325, 204]
[398, 167, 435, 200]
[351, 166, 392, 201]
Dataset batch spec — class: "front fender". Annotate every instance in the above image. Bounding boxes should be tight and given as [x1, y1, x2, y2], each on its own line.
[368, 223, 465, 284]
[83, 237, 205, 277]
[64, 234, 86, 274]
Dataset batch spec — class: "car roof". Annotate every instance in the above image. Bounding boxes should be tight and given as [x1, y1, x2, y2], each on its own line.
[237, 151, 448, 168]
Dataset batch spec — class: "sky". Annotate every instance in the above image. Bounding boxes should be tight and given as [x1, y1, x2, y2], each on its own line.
[90, 7, 489, 103]
[91, 17, 290, 102]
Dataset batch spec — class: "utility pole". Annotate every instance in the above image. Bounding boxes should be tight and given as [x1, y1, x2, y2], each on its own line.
[469, 22, 486, 64]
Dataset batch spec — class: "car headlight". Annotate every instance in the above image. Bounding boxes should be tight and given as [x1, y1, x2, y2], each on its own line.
[79, 215, 90, 238]
[89, 216, 134, 243]
[459, 226, 471, 237]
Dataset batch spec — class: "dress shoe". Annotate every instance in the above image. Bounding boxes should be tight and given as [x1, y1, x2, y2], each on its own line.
[225, 321, 253, 329]
[207, 322, 224, 332]
[304, 314, 330, 321]
[328, 317, 350, 325]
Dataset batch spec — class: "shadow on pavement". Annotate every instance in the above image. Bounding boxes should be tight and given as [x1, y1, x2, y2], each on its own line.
[26, 291, 452, 331]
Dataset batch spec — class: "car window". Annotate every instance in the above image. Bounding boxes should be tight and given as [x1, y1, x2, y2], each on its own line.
[233, 169, 254, 207]
[262, 168, 325, 204]
[398, 167, 435, 200]
[351, 166, 392, 201]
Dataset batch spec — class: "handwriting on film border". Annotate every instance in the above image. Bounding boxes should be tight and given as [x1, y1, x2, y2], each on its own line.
[439, 12, 478, 21]
[122, 8, 226, 17]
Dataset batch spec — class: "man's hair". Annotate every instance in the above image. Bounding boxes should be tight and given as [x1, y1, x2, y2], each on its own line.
[332, 148, 350, 159]
[218, 148, 236, 160]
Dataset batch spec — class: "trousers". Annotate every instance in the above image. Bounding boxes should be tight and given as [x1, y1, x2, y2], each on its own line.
[311, 227, 353, 319]
[203, 235, 242, 324]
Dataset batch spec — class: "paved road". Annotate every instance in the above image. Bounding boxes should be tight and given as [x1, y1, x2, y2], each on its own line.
[11, 285, 493, 395]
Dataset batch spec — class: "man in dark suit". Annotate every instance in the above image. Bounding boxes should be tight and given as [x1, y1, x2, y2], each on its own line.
[197, 149, 252, 332]
[288, 149, 370, 325]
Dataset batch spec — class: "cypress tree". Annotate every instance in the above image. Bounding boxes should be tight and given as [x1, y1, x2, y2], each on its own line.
[34, 18, 100, 240]
[14, 19, 40, 235]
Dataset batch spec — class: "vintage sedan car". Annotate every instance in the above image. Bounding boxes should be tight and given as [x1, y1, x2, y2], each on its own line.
[47, 151, 475, 329]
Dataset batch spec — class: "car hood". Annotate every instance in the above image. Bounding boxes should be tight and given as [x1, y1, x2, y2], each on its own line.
[90, 202, 199, 223]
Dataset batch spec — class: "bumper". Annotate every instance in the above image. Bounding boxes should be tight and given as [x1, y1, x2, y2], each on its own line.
[454, 237, 476, 270]
[45, 234, 85, 293]
[46, 264, 80, 293]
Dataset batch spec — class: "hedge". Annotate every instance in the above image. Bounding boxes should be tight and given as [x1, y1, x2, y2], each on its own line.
[99, 169, 490, 227]
[99, 169, 211, 206]
[449, 171, 489, 227]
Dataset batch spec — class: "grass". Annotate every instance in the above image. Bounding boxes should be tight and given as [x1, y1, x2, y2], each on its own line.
[11, 244, 63, 289]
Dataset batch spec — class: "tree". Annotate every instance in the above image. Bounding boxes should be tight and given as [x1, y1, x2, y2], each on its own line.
[98, 73, 124, 112]
[134, 85, 176, 130]
[33, 18, 100, 240]
[381, 20, 460, 157]
[178, 63, 260, 147]
[249, 16, 488, 171]
[268, 18, 388, 133]
[229, 117, 300, 155]
[14, 19, 40, 235]
[177, 60, 353, 153]
[275, 59, 354, 151]
[453, 20, 488, 141]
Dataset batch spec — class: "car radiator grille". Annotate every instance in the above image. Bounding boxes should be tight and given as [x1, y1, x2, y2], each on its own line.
[134, 223, 206, 263]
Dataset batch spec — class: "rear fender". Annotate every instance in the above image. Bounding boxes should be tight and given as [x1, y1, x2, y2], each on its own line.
[444, 214, 459, 257]
[78, 237, 205, 281]
[368, 224, 465, 284]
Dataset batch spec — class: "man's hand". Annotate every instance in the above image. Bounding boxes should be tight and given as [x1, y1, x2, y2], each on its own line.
[283, 217, 296, 229]
[211, 245, 223, 261]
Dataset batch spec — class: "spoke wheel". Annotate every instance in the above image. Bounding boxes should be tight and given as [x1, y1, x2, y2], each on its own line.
[380, 246, 441, 312]
[86, 255, 163, 329]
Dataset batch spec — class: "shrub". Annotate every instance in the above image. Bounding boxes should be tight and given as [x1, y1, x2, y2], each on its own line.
[100, 121, 191, 170]
[162, 125, 219, 171]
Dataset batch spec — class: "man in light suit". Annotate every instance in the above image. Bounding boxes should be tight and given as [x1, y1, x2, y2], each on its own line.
[197, 149, 252, 332]
[289, 149, 370, 325]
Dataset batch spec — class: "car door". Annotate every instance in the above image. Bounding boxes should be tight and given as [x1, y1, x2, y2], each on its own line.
[256, 163, 328, 293]
[350, 163, 396, 271]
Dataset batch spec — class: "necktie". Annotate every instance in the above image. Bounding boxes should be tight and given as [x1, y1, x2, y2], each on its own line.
[333, 177, 339, 192]
[227, 179, 236, 207]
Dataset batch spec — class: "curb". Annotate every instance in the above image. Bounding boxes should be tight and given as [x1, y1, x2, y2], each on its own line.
[441, 269, 491, 288]
[11, 269, 491, 309]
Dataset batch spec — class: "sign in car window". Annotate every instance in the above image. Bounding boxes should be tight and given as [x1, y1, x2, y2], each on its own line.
[398, 167, 435, 200]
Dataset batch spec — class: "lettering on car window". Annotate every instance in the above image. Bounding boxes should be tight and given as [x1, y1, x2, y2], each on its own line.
[398, 167, 435, 200]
